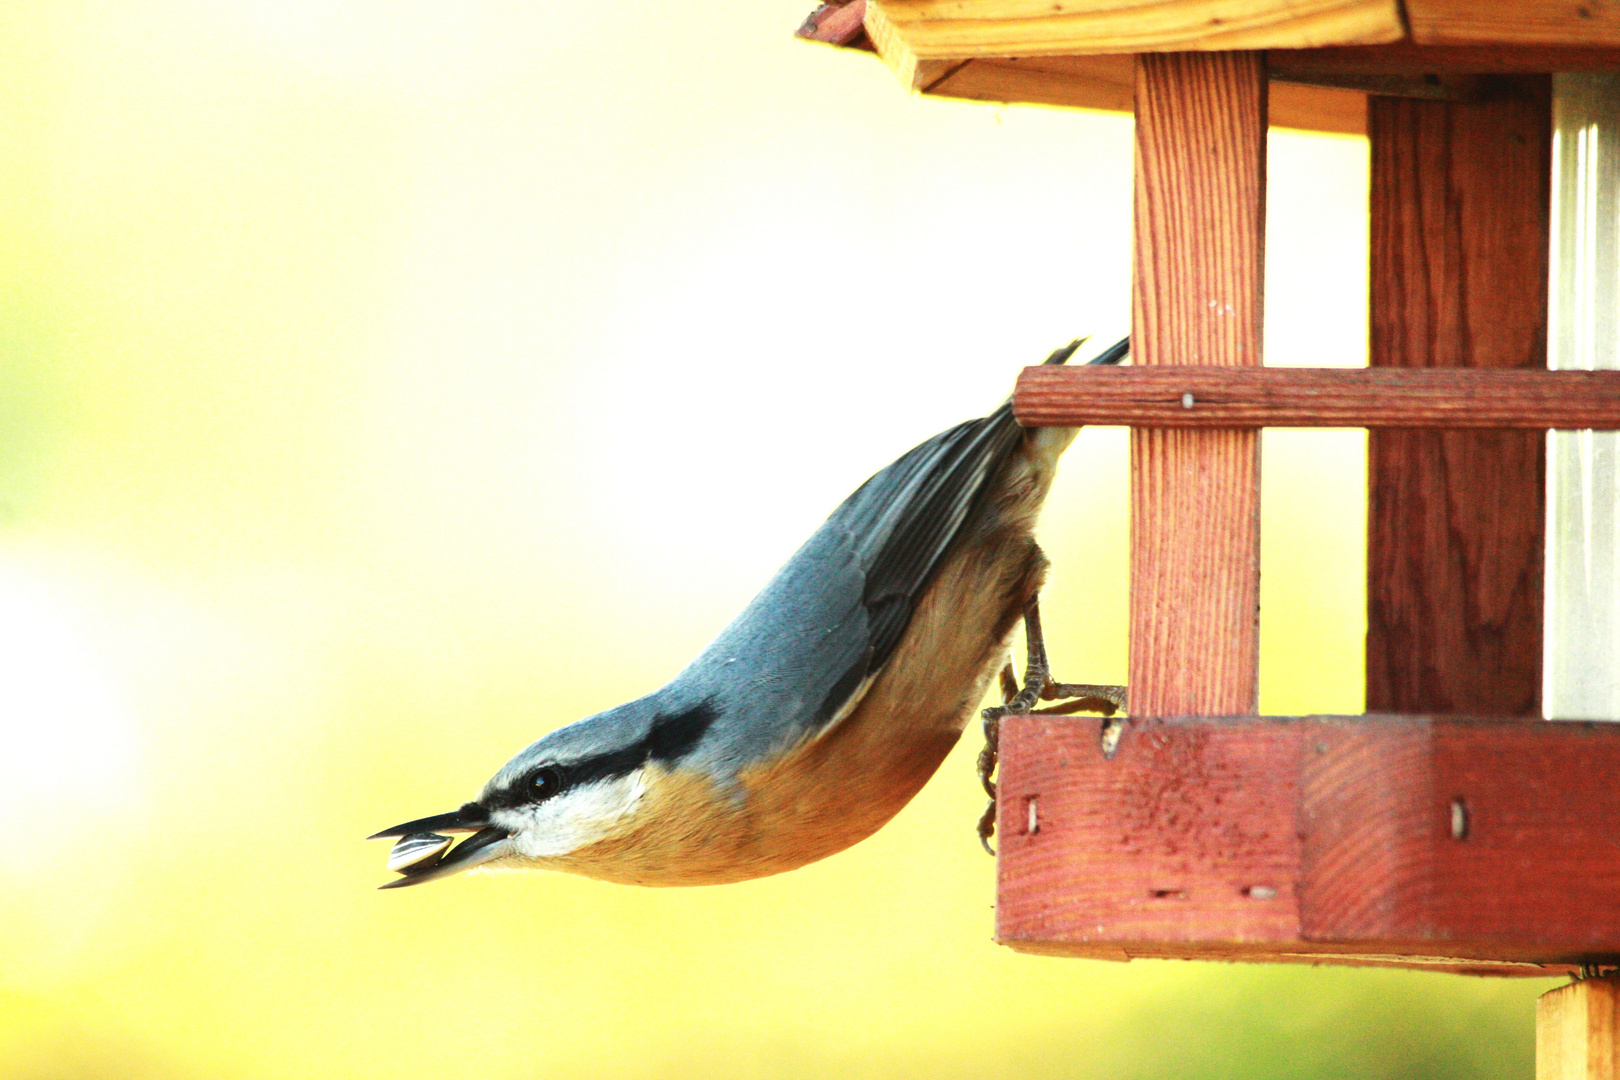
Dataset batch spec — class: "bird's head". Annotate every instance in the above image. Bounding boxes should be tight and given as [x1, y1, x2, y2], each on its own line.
[370, 697, 719, 887]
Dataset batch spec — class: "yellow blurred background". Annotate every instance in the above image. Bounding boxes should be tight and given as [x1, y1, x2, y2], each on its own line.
[1, 3, 1553, 1078]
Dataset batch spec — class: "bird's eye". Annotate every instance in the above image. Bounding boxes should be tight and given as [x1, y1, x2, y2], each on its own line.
[529, 766, 564, 802]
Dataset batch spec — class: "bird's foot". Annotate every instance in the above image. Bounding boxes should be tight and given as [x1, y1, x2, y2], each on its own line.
[1032, 682, 1127, 716]
[976, 601, 1127, 854]
[977, 660, 1039, 854]
[976, 680, 1127, 853]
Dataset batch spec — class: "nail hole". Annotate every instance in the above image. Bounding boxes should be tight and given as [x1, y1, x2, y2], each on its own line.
[1245, 885, 1277, 900]
[1151, 888, 1185, 900]
[1451, 798, 1469, 840]
[1100, 716, 1125, 759]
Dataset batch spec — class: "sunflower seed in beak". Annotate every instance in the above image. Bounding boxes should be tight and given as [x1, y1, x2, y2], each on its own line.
[387, 832, 453, 874]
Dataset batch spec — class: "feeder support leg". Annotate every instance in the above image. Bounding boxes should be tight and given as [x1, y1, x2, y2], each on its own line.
[1538, 976, 1620, 1080]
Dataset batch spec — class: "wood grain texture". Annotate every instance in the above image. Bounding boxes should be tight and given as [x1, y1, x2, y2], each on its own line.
[995, 714, 1620, 973]
[862, 2, 955, 90]
[1271, 44, 1620, 76]
[1409, 0, 1620, 47]
[861, 0, 1401, 61]
[926, 54, 1136, 112]
[1296, 722, 1432, 939]
[1304, 721, 1620, 946]
[1013, 366, 1620, 428]
[1130, 53, 1264, 716]
[1133, 54, 1267, 369]
[1367, 79, 1551, 718]
[998, 715, 1304, 944]
[1539, 977, 1620, 1080]
[918, 54, 1365, 132]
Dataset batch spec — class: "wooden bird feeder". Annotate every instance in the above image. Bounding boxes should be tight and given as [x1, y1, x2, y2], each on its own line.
[799, 1, 1620, 1074]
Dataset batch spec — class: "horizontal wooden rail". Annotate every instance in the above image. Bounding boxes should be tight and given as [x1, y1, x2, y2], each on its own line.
[995, 713, 1620, 975]
[1014, 366, 1620, 428]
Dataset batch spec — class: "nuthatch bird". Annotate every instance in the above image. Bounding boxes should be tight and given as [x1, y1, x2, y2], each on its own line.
[371, 337, 1129, 887]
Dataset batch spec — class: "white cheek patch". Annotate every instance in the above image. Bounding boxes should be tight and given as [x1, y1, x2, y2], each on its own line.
[497, 771, 647, 859]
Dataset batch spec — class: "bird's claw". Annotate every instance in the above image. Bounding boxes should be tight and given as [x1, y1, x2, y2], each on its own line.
[976, 681, 1126, 853]
[976, 601, 1126, 854]
[975, 801, 998, 856]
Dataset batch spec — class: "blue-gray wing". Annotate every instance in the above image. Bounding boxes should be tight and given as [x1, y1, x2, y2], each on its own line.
[663, 337, 1127, 774]
[834, 411, 1023, 679]
[845, 334, 1124, 680]
[664, 335, 1134, 767]
[662, 410, 1017, 769]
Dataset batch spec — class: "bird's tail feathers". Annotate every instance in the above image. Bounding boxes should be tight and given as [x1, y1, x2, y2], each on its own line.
[1042, 338, 1087, 366]
[1015, 334, 1127, 461]
[1087, 335, 1130, 366]
[1040, 335, 1129, 367]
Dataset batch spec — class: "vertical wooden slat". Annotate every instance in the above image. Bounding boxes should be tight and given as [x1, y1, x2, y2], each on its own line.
[1366, 79, 1552, 716]
[1130, 52, 1266, 716]
[1538, 976, 1620, 1080]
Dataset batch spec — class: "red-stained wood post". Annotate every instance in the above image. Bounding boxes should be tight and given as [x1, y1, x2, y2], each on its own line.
[1367, 80, 1552, 717]
[1130, 51, 1266, 716]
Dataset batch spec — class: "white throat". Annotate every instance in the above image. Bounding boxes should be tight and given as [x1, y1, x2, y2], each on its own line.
[493, 770, 648, 858]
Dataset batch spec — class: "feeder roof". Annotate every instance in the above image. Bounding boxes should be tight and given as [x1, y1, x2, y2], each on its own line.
[799, 0, 1620, 135]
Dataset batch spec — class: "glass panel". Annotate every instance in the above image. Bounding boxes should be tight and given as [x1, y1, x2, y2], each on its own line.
[1547, 73, 1620, 720]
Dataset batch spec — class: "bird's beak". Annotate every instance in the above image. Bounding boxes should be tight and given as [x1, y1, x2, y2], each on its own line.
[369, 803, 513, 889]
[368, 801, 490, 839]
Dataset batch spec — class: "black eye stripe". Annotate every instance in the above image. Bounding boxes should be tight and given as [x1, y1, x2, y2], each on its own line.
[491, 699, 720, 809]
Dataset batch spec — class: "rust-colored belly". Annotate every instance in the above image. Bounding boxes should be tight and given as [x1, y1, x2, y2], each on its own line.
[557, 523, 1045, 887]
